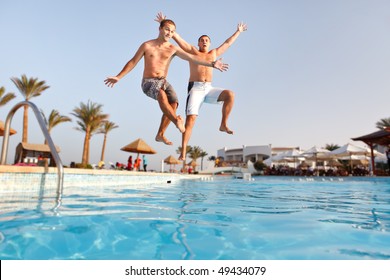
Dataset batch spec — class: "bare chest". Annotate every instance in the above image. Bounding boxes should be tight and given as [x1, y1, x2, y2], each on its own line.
[145, 45, 175, 63]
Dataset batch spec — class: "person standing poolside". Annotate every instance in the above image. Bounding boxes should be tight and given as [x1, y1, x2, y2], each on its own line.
[155, 13, 247, 159]
[104, 19, 228, 145]
[133, 156, 141, 171]
[127, 155, 133, 171]
[142, 155, 148, 172]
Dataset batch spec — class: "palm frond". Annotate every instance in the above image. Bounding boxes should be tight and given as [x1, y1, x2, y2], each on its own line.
[0, 87, 16, 107]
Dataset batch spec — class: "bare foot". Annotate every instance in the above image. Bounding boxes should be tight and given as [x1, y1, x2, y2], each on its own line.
[220, 126, 234, 134]
[175, 116, 186, 133]
[155, 135, 173, 145]
[178, 154, 185, 161]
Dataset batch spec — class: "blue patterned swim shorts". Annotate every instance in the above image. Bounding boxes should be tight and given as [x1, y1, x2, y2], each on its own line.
[141, 77, 178, 104]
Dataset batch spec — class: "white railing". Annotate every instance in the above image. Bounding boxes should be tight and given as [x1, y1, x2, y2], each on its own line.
[1, 101, 64, 207]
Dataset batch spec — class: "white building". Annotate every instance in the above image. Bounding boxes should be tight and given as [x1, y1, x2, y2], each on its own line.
[217, 145, 272, 163]
[217, 145, 301, 164]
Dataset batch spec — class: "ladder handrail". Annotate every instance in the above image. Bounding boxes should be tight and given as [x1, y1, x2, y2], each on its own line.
[1, 101, 64, 204]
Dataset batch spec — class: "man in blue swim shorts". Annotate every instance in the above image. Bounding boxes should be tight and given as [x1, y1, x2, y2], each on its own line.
[105, 18, 228, 145]
[155, 13, 247, 158]
[141, 77, 177, 105]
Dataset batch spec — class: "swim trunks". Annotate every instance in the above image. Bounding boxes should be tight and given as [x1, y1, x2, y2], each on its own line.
[185, 82, 224, 115]
[141, 77, 178, 104]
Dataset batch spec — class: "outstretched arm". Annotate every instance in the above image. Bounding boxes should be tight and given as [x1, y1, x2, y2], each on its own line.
[175, 47, 228, 72]
[154, 12, 195, 53]
[104, 44, 145, 87]
[172, 32, 196, 53]
[215, 22, 247, 57]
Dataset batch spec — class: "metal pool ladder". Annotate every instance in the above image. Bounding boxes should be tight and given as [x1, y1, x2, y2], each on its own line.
[1, 101, 64, 205]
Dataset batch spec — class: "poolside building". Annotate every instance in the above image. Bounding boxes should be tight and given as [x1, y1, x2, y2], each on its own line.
[217, 145, 301, 165]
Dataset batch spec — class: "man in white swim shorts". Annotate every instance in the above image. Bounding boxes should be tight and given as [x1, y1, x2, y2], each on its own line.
[185, 81, 224, 115]
[155, 12, 247, 159]
[105, 18, 228, 145]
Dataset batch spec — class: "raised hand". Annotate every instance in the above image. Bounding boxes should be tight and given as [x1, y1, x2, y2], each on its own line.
[154, 12, 166, 23]
[214, 58, 229, 72]
[104, 76, 119, 88]
[237, 22, 248, 33]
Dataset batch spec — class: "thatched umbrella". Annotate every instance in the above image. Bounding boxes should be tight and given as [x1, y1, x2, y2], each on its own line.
[188, 160, 198, 167]
[187, 159, 198, 172]
[297, 161, 310, 169]
[326, 159, 342, 167]
[0, 120, 17, 136]
[164, 155, 181, 172]
[120, 138, 157, 158]
[330, 143, 368, 172]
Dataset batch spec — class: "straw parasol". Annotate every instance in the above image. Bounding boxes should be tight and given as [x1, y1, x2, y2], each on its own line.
[326, 159, 342, 167]
[120, 138, 157, 158]
[331, 143, 369, 171]
[351, 158, 369, 166]
[164, 155, 180, 165]
[188, 160, 198, 167]
[297, 161, 310, 169]
[164, 155, 181, 172]
[0, 120, 17, 136]
[186, 159, 198, 172]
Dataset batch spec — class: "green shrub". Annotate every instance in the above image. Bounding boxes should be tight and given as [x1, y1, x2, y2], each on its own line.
[254, 160, 266, 171]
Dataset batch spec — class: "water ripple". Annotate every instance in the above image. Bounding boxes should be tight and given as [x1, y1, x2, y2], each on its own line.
[1, 177, 390, 259]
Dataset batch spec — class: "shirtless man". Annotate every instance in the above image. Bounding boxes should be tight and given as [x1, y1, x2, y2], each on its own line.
[105, 19, 228, 145]
[155, 13, 247, 159]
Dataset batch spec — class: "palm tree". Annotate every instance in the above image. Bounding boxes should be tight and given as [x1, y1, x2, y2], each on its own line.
[98, 120, 119, 161]
[325, 143, 340, 151]
[10, 75, 50, 143]
[0, 86, 16, 108]
[176, 145, 193, 162]
[40, 109, 72, 144]
[188, 146, 203, 172]
[376, 117, 390, 130]
[176, 145, 192, 172]
[71, 100, 108, 167]
[199, 150, 208, 171]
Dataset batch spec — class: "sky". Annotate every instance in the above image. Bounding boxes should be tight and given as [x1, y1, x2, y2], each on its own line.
[1, 0, 389, 171]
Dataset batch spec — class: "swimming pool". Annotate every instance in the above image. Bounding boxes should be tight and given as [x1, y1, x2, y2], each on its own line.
[0, 176, 389, 260]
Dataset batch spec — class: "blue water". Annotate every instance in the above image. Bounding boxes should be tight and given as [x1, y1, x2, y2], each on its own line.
[1, 176, 390, 260]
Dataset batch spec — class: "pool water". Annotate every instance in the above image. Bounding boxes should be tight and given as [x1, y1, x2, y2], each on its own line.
[0, 176, 389, 260]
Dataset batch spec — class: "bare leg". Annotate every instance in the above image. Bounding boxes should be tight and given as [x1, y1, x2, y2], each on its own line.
[156, 89, 185, 133]
[218, 90, 235, 134]
[179, 115, 197, 160]
[155, 102, 177, 145]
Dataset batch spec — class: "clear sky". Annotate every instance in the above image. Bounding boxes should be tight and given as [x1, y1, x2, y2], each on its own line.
[1, 0, 389, 170]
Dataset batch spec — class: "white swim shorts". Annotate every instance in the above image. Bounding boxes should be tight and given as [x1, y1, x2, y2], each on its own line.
[185, 82, 224, 116]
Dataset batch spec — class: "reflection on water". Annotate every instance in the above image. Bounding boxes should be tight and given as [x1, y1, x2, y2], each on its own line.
[0, 177, 390, 259]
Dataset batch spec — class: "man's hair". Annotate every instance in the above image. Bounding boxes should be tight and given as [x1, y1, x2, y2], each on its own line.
[160, 19, 176, 28]
[198, 35, 211, 42]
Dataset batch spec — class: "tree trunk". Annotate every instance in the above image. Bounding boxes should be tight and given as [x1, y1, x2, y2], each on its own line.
[81, 129, 90, 166]
[101, 134, 107, 161]
[22, 105, 28, 143]
[86, 135, 92, 166]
